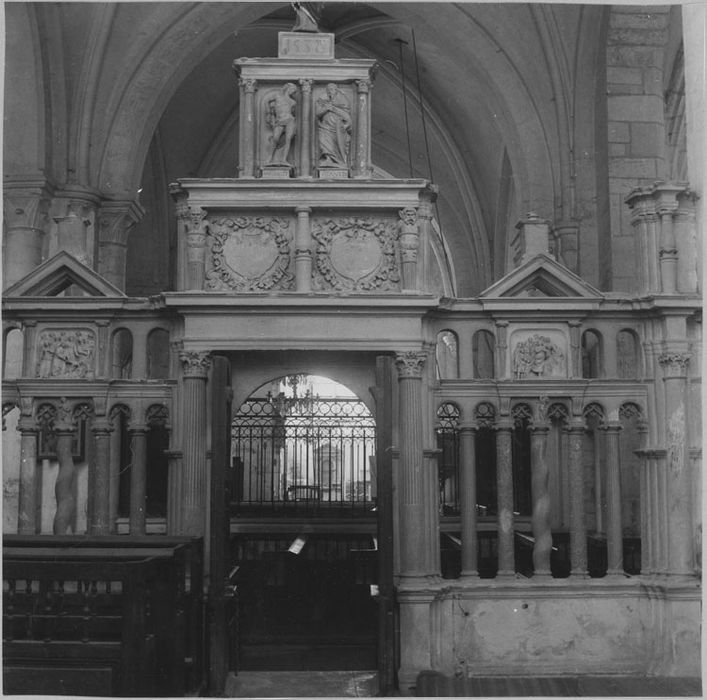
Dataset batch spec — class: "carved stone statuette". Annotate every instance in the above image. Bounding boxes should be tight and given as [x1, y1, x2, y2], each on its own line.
[206, 216, 294, 292]
[316, 84, 351, 168]
[512, 334, 565, 379]
[264, 83, 298, 166]
[311, 216, 400, 292]
[35, 329, 96, 379]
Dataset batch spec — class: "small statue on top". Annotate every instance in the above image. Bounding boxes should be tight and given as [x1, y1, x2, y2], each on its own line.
[291, 2, 323, 32]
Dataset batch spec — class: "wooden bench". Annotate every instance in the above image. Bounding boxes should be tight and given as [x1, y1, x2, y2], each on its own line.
[3, 536, 204, 696]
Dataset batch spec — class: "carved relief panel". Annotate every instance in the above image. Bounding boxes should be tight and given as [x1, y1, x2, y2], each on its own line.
[311, 215, 400, 292]
[35, 328, 96, 379]
[205, 215, 294, 292]
[509, 329, 567, 379]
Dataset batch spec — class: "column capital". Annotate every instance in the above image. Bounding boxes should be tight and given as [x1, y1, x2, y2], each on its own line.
[601, 420, 623, 433]
[239, 77, 257, 93]
[180, 350, 212, 378]
[298, 78, 313, 93]
[355, 78, 372, 94]
[91, 417, 113, 435]
[17, 415, 38, 434]
[127, 422, 149, 434]
[659, 352, 691, 377]
[495, 416, 514, 432]
[395, 351, 426, 379]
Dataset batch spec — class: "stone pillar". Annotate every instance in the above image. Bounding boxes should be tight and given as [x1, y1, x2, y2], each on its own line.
[54, 206, 91, 267]
[180, 350, 211, 536]
[567, 417, 588, 576]
[459, 423, 478, 578]
[423, 448, 441, 576]
[17, 413, 38, 534]
[353, 79, 372, 178]
[3, 186, 51, 288]
[91, 416, 113, 535]
[511, 212, 551, 268]
[494, 321, 509, 379]
[603, 420, 624, 575]
[166, 449, 184, 535]
[416, 190, 436, 293]
[495, 416, 515, 577]
[626, 189, 659, 294]
[181, 206, 208, 291]
[659, 352, 693, 575]
[395, 351, 428, 578]
[398, 208, 420, 292]
[128, 422, 148, 535]
[530, 404, 552, 577]
[238, 77, 257, 178]
[657, 192, 679, 295]
[294, 206, 312, 292]
[97, 200, 144, 291]
[553, 221, 579, 272]
[53, 399, 77, 535]
[675, 189, 699, 293]
[299, 79, 312, 177]
[131, 328, 148, 380]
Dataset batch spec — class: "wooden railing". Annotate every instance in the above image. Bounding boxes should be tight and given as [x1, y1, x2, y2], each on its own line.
[3, 536, 204, 697]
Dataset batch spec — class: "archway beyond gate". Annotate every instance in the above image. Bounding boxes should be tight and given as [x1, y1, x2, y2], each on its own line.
[229, 374, 380, 671]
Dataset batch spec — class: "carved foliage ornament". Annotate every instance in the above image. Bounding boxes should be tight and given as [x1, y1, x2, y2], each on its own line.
[312, 216, 400, 292]
[659, 352, 691, 377]
[179, 351, 211, 378]
[206, 216, 293, 292]
[395, 351, 426, 379]
[36, 329, 96, 379]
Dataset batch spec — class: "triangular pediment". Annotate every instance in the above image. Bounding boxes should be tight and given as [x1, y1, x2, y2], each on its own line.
[3, 251, 126, 297]
[479, 254, 602, 299]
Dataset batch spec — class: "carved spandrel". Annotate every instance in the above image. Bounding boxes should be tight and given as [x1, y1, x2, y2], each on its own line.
[35, 329, 96, 379]
[206, 216, 294, 292]
[511, 333, 566, 379]
[311, 216, 400, 292]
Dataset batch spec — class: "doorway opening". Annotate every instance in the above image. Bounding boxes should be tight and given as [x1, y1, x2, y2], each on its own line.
[229, 374, 379, 671]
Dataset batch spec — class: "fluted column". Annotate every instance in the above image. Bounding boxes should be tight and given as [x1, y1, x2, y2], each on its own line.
[398, 208, 420, 291]
[91, 417, 113, 534]
[395, 351, 428, 577]
[530, 404, 552, 577]
[353, 79, 372, 178]
[97, 200, 144, 291]
[659, 352, 693, 575]
[238, 77, 257, 178]
[459, 423, 478, 578]
[299, 79, 312, 177]
[17, 413, 38, 534]
[53, 399, 77, 535]
[180, 350, 211, 536]
[295, 206, 312, 292]
[656, 188, 680, 294]
[603, 421, 624, 575]
[128, 422, 148, 535]
[567, 417, 588, 576]
[166, 450, 184, 535]
[3, 185, 51, 287]
[495, 416, 515, 577]
[181, 206, 208, 291]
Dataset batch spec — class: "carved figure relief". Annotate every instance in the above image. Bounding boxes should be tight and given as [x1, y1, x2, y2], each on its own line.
[206, 216, 294, 292]
[512, 333, 565, 379]
[311, 216, 400, 292]
[35, 329, 96, 379]
[316, 84, 351, 168]
[264, 83, 297, 166]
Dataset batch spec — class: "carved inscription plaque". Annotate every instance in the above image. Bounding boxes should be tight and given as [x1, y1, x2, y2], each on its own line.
[312, 216, 400, 292]
[36, 329, 96, 379]
[206, 216, 294, 292]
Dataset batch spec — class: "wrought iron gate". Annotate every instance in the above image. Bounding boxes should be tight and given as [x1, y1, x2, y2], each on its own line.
[231, 392, 376, 516]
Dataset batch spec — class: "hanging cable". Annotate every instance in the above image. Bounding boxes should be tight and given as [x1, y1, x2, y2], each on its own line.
[411, 28, 435, 185]
[395, 38, 414, 178]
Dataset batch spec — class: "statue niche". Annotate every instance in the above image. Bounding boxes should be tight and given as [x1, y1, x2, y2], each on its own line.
[263, 83, 298, 168]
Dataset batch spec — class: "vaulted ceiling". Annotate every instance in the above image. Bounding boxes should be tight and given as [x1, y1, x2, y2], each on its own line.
[6, 2, 609, 296]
